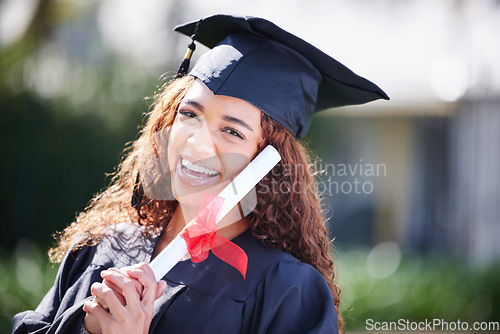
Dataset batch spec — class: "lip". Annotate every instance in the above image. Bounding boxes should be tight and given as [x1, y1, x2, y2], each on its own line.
[176, 156, 221, 188]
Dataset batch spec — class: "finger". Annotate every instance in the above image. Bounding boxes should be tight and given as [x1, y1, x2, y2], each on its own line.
[126, 262, 156, 285]
[91, 282, 125, 315]
[101, 279, 126, 306]
[84, 299, 112, 325]
[83, 303, 103, 334]
[126, 263, 158, 306]
[104, 268, 143, 295]
[94, 296, 110, 311]
[105, 266, 144, 294]
[101, 270, 141, 308]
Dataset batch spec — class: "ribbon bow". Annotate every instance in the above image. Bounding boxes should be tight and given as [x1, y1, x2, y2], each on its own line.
[180, 193, 248, 279]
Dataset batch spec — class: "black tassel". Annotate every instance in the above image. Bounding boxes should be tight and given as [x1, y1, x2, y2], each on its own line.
[175, 41, 196, 79]
[131, 172, 144, 210]
[174, 19, 202, 79]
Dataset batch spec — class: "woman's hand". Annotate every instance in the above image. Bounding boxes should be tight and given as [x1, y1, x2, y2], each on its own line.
[83, 263, 167, 334]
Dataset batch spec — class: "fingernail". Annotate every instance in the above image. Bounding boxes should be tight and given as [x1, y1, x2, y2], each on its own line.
[100, 270, 108, 277]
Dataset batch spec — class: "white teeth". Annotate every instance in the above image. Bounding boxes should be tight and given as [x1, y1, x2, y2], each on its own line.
[181, 158, 218, 176]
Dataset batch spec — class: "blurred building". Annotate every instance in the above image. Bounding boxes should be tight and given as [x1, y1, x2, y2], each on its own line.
[307, 0, 500, 266]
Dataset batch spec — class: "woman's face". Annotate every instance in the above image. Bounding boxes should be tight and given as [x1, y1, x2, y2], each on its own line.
[167, 79, 263, 208]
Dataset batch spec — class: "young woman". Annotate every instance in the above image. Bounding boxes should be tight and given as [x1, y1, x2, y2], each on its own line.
[13, 14, 388, 334]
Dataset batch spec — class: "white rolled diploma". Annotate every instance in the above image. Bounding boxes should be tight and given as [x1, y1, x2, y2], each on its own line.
[150, 145, 281, 281]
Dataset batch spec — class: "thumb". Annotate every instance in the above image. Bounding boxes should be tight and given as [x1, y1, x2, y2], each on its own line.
[155, 280, 167, 299]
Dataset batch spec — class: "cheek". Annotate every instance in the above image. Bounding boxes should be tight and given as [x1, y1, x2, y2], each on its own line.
[170, 117, 189, 138]
[213, 134, 261, 173]
[167, 121, 188, 166]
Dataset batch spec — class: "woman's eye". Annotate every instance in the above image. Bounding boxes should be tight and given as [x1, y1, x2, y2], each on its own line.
[223, 128, 245, 140]
[179, 110, 197, 119]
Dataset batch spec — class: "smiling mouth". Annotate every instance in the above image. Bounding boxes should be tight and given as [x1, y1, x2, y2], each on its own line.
[180, 157, 220, 179]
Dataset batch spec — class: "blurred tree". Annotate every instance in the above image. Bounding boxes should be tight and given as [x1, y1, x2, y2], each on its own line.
[0, 0, 163, 252]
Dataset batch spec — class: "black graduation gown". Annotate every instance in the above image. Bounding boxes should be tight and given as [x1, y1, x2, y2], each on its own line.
[12, 223, 338, 333]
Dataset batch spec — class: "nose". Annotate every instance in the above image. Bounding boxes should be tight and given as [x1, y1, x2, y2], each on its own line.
[186, 121, 217, 157]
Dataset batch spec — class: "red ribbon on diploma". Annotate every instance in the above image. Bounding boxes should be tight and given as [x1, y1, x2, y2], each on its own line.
[180, 193, 248, 279]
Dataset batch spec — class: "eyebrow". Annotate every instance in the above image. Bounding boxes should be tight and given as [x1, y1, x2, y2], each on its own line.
[181, 99, 205, 112]
[223, 115, 254, 132]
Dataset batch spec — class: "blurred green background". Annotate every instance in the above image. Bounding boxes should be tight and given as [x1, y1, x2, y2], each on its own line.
[1, 0, 499, 333]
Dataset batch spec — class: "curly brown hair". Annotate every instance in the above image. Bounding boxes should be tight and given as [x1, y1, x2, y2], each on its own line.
[49, 75, 344, 332]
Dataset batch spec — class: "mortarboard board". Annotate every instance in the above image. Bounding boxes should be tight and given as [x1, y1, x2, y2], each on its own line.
[174, 14, 389, 138]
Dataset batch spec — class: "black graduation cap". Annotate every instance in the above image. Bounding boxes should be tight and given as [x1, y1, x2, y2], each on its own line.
[174, 14, 389, 138]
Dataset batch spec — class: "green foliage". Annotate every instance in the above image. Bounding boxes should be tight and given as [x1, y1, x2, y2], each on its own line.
[0, 241, 58, 333]
[0, 2, 166, 253]
[337, 247, 500, 331]
[0, 59, 158, 252]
